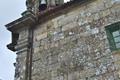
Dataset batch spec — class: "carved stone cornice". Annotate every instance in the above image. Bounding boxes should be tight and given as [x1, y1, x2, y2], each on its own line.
[5, 10, 36, 51]
[5, 10, 36, 32]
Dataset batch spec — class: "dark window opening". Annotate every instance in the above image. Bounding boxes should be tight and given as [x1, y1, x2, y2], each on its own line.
[12, 33, 19, 45]
[7, 33, 19, 51]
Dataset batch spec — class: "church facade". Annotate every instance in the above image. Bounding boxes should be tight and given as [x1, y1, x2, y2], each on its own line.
[5, 0, 120, 80]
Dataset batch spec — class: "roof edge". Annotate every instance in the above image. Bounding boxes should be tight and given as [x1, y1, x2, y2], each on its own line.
[38, 0, 93, 23]
[5, 10, 36, 32]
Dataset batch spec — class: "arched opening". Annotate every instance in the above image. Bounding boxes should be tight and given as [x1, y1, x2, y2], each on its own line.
[39, 0, 47, 11]
[64, 0, 71, 3]
[38, 0, 72, 12]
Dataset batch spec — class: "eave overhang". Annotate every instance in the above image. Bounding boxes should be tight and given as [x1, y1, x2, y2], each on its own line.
[5, 11, 36, 51]
[5, 12, 36, 32]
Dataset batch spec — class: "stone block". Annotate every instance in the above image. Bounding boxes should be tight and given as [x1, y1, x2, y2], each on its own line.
[18, 28, 29, 40]
[86, 1, 101, 13]
[112, 51, 120, 62]
[58, 14, 78, 26]
[62, 22, 78, 31]
[34, 24, 47, 35]
[35, 32, 47, 41]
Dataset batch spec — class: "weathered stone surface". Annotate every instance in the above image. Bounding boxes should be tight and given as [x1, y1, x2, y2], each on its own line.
[12, 0, 120, 80]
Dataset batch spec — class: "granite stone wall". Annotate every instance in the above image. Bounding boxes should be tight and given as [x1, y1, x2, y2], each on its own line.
[15, 0, 120, 80]
[14, 27, 29, 80]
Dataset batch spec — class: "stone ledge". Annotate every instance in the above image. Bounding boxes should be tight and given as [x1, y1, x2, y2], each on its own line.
[5, 10, 36, 51]
[15, 41, 29, 51]
[5, 15, 35, 32]
[7, 43, 16, 52]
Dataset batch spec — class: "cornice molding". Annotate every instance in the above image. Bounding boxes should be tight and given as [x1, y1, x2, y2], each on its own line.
[5, 10, 36, 32]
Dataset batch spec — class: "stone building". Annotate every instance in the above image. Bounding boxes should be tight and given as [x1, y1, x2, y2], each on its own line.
[5, 0, 120, 80]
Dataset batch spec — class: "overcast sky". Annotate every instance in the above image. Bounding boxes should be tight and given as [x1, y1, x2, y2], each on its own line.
[0, 0, 70, 80]
[0, 0, 26, 80]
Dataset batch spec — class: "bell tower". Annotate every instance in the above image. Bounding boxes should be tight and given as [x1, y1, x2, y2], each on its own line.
[47, 0, 64, 6]
[39, 0, 64, 11]
[39, 0, 47, 11]
[26, 0, 64, 14]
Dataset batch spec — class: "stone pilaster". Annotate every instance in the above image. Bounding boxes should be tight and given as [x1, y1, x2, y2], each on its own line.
[5, 10, 36, 80]
[14, 27, 29, 80]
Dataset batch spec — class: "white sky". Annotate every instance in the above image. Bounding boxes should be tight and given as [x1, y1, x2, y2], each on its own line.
[0, 0, 70, 80]
[0, 0, 26, 80]
[64, 0, 70, 3]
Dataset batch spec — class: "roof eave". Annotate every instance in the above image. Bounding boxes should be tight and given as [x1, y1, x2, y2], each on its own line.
[5, 11, 36, 52]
